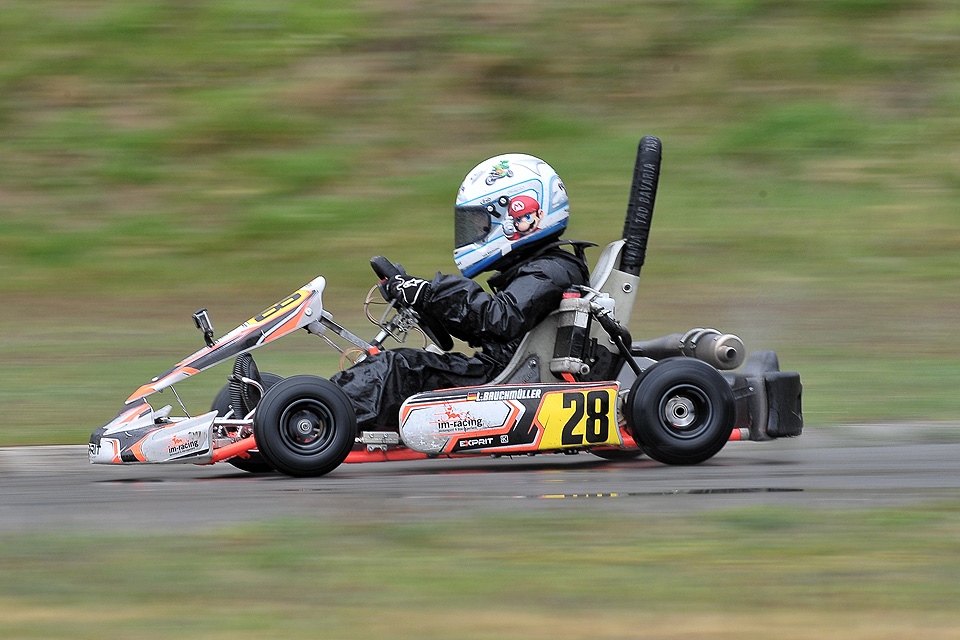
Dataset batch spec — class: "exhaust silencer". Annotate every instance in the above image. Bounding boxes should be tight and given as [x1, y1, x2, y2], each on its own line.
[631, 328, 745, 370]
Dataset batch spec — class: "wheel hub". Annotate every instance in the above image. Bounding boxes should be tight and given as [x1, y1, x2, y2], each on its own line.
[286, 409, 323, 445]
[657, 384, 712, 440]
[296, 418, 313, 435]
[663, 395, 696, 428]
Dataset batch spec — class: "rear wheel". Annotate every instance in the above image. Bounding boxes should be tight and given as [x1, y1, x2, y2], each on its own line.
[253, 375, 356, 477]
[625, 358, 735, 465]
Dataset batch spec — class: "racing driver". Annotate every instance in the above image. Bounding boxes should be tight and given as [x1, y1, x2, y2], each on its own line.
[330, 154, 592, 431]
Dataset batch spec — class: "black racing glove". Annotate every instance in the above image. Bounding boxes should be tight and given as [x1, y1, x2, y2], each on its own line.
[380, 273, 431, 307]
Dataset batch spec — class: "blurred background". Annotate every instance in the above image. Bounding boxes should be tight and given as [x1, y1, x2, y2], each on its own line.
[1, 0, 959, 444]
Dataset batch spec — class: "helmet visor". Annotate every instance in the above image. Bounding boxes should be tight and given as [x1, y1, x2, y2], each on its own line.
[454, 205, 492, 249]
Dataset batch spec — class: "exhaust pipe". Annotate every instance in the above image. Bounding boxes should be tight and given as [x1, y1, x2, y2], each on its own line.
[631, 328, 745, 370]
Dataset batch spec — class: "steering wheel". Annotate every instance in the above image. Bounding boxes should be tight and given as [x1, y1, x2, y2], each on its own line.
[370, 256, 454, 352]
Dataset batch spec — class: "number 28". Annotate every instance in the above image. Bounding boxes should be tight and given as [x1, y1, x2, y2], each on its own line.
[561, 390, 609, 445]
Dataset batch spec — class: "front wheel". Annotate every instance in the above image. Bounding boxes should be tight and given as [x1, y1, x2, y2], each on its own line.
[253, 375, 357, 477]
[625, 358, 735, 465]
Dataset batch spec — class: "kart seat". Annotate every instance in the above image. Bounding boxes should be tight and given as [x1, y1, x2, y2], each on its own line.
[589, 239, 625, 291]
[489, 238, 639, 385]
[490, 134, 658, 385]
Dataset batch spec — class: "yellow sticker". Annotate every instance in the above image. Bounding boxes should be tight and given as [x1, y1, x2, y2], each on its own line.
[536, 387, 620, 450]
[248, 290, 307, 325]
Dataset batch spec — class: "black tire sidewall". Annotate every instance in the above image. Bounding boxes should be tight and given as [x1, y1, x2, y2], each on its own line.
[254, 375, 356, 477]
[626, 358, 735, 465]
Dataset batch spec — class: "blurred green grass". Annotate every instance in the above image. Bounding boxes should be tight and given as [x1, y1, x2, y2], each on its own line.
[2, 0, 960, 443]
[2, 504, 960, 638]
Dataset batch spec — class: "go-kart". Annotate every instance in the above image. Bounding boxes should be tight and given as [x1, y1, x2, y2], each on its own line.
[89, 136, 803, 477]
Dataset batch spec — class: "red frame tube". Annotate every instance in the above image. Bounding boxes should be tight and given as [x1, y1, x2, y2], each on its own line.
[344, 448, 432, 463]
[209, 437, 257, 463]
[210, 427, 749, 466]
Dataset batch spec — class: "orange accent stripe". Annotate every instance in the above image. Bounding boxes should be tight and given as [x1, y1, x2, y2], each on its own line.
[126, 367, 200, 403]
[126, 385, 157, 404]
[129, 434, 150, 462]
[108, 439, 123, 464]
[115, 403, 149, 424]
[261, 299, 313, 344]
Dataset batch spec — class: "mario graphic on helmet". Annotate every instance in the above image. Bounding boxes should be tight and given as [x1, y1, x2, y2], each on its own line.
[503, 195, 543, 241]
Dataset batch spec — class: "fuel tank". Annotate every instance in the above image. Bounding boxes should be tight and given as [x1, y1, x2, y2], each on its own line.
[399, 382, 622, 456]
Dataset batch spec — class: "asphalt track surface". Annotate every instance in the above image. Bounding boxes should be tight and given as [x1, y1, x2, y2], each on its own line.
[2, 424, 960, 534]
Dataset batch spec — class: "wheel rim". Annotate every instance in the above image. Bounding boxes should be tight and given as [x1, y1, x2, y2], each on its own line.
[278, 399, 337, 455]
[657, 384, 712, 439]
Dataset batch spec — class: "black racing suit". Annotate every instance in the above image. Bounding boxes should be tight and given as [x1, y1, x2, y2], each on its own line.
[330, 243, 591, 431]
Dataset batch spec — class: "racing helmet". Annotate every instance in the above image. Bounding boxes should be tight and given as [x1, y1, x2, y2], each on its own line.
[454, 153, 569, 278]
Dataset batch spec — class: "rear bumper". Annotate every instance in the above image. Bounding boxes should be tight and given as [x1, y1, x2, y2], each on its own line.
[722, 351, 803, 441]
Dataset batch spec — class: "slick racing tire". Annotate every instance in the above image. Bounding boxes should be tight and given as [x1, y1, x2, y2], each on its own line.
[253, 375, 356, 478]
[211, 372, 283, 473]
[625, 358, 735, 466]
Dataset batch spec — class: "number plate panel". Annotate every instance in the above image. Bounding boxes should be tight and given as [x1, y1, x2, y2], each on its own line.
[399, 382, 621, 455]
